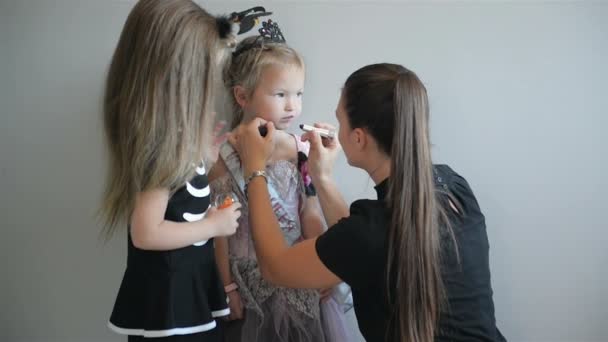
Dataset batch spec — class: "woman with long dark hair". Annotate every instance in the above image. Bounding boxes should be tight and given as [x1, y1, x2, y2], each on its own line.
[229, 63, 506, 342]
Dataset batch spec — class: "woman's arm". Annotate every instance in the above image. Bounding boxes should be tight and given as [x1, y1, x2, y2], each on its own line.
[300, 125, 349, 227]
[313, 178, 349, 228]
[246, 176, 342, 289]
[230, 119, 343, 288]
[300, 196, 325, 239]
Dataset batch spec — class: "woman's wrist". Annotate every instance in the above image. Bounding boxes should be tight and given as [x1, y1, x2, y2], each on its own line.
[313, 175, 338, 201]
[243, 162, 266, 178]
[313, 173, 333, 188]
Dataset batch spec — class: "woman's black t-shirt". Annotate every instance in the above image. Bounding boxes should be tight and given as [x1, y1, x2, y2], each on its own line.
[315, 165, 506, 341]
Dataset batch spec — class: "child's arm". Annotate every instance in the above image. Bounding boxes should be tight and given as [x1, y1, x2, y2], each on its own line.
[207, 160, 234, 284]
[214, 237, 233, 286]
[130, 188, 240, 251]
[209, 159, 244, 320]
[214, 236, 244, 320]
[300, 196, 326, 240]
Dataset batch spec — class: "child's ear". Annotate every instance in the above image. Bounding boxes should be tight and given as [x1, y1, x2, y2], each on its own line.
[233, 86, 248, 108]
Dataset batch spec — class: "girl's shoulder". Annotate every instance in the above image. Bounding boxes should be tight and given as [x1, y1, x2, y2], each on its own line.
[292, 133, 310, 156]
[207, 157, 229, 183]
[272, 131, 311, 162]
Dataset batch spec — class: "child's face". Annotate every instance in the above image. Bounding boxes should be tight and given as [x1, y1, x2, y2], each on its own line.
[245, 64, 305, 130]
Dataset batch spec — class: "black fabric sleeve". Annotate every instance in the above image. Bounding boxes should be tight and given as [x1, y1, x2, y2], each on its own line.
[449, 170, 485, 222]
[315, 200, 376, 289]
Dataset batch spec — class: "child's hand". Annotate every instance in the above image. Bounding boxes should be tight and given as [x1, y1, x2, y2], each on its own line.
[319, 287, 333, 302]
[204, 203, 242, 237]
[225, 290, 244, 321]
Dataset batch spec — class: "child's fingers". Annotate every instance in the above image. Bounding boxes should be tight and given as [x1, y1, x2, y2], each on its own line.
[215, 132, 229, 145]
[319, 287, 333, 301]
[227, 132, 237, 146]
[234, 306, 243, 320]
[229, 202, 242, 211]
[320, 287, 332, 296]
[213, 120, 227, 136]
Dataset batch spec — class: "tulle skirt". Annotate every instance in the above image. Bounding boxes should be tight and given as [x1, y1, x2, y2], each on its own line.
[223, 257, 352, 342]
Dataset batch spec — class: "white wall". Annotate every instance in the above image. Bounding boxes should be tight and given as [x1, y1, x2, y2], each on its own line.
[1, 1, 607, 341]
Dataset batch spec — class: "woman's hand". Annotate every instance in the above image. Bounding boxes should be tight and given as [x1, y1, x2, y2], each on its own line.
[229, 118, 276, 176]
[301, 123, 341, 184]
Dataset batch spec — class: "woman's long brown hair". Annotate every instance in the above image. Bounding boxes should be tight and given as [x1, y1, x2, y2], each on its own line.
[343, 63, 444, 341]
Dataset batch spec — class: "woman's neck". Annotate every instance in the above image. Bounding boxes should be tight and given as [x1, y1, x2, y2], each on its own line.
[367, 155, 391, 185]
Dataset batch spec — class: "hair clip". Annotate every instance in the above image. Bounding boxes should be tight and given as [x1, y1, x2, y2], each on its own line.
[258, 20, 285, 43]
[231, 19, 287, 58]
[216, 6, 272, 39]
[230, 6, 273, 34]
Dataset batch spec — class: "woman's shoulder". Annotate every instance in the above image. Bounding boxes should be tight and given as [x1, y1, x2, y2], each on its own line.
[350, 198, 386, 216]
[433, 164, 457, 184]
[338, 198, 390, 241]
[433, 164, 484, 224]
[433, 164, 474, 196]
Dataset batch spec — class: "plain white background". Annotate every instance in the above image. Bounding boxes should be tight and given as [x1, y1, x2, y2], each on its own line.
[1, 1, 606, 341]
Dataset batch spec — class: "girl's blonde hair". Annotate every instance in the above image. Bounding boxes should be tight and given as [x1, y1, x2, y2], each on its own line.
[224, 36, 305, 128]
[100, 0, 234, 238]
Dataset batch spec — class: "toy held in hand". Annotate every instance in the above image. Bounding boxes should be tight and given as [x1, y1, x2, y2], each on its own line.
[215, 192, 239, 209]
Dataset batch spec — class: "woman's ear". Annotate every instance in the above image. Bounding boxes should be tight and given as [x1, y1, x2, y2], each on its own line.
[233, 85, 248, 108]
[352, 128, 367, 151]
